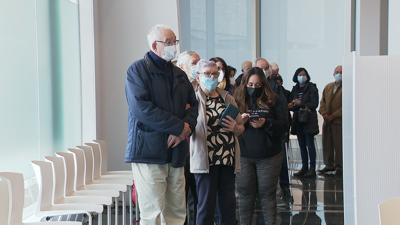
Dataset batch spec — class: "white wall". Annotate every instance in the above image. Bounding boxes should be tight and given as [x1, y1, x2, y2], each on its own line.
[343, 54, 400, 225]
[93, 0, 180, 171]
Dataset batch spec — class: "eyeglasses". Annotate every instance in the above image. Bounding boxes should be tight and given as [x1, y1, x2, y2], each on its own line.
[201, 72, 219, 78]
[155, 40, 179, 46]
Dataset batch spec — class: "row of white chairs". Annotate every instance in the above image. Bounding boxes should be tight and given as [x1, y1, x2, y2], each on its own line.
[0, 140, 137, 225]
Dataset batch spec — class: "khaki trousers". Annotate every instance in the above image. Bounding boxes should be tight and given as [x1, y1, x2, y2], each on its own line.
[131, 163, 186, 225]
[322, 122, 343, 168]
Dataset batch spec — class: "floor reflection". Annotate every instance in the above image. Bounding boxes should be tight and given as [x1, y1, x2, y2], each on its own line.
[104, 162, 344, 225]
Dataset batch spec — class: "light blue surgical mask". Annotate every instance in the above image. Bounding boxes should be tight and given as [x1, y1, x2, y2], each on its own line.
[201, 76, 218, 91]
[334, 73, 342, 82]
[297, 76, 307, 84]
[190, 65, 197, 79]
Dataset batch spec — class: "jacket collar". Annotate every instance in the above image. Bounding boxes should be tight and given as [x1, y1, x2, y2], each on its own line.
[295, 82, 311, 91]
[144, 51, 167, 74]
[144, 51, 186, 79]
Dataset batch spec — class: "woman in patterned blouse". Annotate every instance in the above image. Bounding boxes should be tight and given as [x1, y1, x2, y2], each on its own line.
[189, 59, 244, 225]
[233, 67, 289, 225]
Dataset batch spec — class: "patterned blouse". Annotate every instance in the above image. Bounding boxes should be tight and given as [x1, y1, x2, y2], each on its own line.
[205, 95, 235, 166]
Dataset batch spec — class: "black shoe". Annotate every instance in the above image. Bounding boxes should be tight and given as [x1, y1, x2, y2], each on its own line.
[335, 167, 343, 175]
[294, 167, 308, 176]
[318, 166, 336, 173]
[304, 168, 316, 177]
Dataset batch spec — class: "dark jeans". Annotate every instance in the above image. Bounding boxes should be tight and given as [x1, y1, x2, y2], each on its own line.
[296, 123, 316, 168]
[185, 156, 198, 225]
[195, 165, 236, 225]
[279, 139, 289, 190]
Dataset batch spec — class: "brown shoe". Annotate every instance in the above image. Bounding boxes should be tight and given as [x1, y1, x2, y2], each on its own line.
[318, 166, 336, 173]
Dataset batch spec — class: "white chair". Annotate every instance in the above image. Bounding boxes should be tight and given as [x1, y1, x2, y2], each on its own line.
[0, 172, 81, 225]
[76, 145, 132, 225]
[92, 140, 132, 176]
[0, 178, 11, 225]
[44, 156, 113, 224]
[55, 152, 119, 225]
[378, 197, 400, 225]
[83, 143, 134, 225]
[91, 140, 139, 222]
[67, 148, 127, 225]
[30, 161, 104, 225]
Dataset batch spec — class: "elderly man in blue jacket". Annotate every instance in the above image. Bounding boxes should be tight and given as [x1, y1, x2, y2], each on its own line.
[125, 24, 198, 225]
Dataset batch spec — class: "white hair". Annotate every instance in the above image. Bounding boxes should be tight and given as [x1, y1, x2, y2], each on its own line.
[196, 59, 216, 75]
[147, 24, 171, 50]
[177, 51, 198, 68]
[269, 62, 279, 72]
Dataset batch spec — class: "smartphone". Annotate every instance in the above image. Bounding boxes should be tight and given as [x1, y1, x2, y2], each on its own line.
[249, 115, 260, 122]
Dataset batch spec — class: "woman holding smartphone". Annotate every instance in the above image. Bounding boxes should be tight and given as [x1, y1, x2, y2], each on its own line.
[233, 67, 289, 225]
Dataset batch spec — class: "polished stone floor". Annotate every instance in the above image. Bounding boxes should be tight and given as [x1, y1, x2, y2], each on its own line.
[96, 139, 344, 225]
[95, 164, 343, 225]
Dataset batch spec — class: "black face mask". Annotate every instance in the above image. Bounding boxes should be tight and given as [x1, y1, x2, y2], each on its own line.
[246, 87, 263, 98]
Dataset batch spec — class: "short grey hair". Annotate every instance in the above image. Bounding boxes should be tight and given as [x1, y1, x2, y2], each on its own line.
[177, 51, 199, 68]
[147, 24, 171, 50]
[196, 59, 217, 75]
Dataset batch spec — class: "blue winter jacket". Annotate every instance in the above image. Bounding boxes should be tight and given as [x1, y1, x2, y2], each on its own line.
[125, 51, 199, 167]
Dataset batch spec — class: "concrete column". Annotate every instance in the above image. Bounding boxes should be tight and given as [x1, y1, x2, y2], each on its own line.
[355, 0, 388, 56]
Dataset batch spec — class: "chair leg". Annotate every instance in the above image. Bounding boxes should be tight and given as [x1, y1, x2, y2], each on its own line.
[107, 205, 111, 225]
[122, 191, 126, 225]
[115, 196, 119, 225]
[129, 185, 133, 224]
[86, 212, 92, 225]
[98, 213, 102, 225]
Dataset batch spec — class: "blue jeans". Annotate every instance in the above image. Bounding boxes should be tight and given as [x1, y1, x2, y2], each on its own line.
[296, 123, 316, 168]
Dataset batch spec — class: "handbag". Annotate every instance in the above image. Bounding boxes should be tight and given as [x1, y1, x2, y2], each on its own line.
[298, 106, 311, 123]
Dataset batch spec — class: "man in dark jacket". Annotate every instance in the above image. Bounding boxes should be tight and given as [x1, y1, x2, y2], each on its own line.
[235, 60, 252, 87]
[125, 24, 198, 225]
[254, 58, 291, 206]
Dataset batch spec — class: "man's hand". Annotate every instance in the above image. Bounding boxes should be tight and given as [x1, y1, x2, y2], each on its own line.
[323, 113, 334, 123]
[186, 103, 191, 110]
[167, 122, 192, 149]
[167, 135, 184, 148]
[288, 103, 294, 109]
[325, 114, 334, 123]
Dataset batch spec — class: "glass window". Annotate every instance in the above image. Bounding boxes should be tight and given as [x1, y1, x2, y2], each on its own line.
[179, 0, 253, 78]
[261, 0, 345, 99]
[0, 0, 82, 180]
